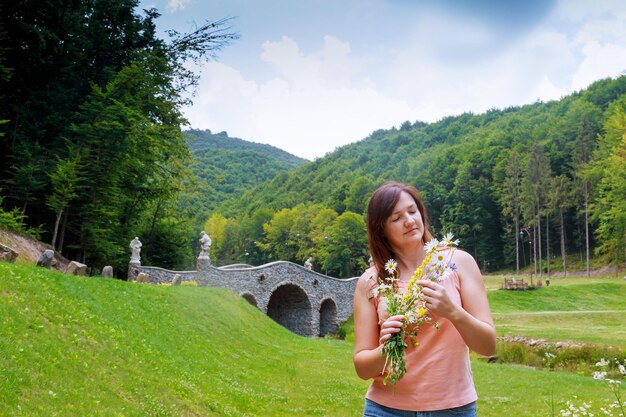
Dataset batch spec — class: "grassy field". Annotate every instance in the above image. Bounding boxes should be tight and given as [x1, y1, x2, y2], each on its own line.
[1, 262, 624, 416]
[486, 275, 626, 346]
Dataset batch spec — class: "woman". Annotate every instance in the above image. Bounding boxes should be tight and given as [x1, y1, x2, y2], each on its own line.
[353, 181, 496, 417]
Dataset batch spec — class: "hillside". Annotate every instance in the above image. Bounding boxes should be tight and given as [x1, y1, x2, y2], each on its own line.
[186, 129, 307, 167]
[212, 75, 626, 271]
[180, 129, 308, 216]
[0, 229, 69, 270]
[1, 262, 622, 416]
[0, 262, 366, 416]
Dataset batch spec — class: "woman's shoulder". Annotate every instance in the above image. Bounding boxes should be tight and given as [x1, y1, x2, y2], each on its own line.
[357, 266, 378, 283]
[355, 266, 379, 291]
[449, 248, 473, 262]
[449, 248, 482, 280]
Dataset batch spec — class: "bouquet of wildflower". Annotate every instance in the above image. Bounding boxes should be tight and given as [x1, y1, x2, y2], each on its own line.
[373, 233, 459, 387]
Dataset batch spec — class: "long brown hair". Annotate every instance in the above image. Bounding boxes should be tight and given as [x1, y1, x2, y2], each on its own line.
[366, 181, 433, 280]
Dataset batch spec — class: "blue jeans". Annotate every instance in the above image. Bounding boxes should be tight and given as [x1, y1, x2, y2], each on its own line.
[363, 399, 477, 417]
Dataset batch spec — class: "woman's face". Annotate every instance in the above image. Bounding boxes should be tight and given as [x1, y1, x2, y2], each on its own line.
[383, 191, 424, 250]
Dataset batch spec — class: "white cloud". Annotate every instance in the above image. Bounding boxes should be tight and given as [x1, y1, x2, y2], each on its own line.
[550, 0, 626, 91]
[383, 13, 577, 119]
[259, 35, 359, 91]
[184, 36, 420, 160]
[167, 0, 189, 13]
[571, 41, 626, 90]
[181, 0, 626, 159]
[552, 0, 626, 23]
[569, 5, 626, 91]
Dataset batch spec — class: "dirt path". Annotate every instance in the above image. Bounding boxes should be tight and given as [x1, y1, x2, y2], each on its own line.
[494, 310, 626, 315]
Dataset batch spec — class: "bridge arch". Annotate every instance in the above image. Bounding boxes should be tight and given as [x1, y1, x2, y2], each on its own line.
[241, 292, 258, 308]
[266, 282, 311, 336]
[319, 298, 338, 336]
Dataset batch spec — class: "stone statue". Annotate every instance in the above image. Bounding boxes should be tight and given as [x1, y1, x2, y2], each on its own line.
[129, 237, 142, 263]
[196, 231, 212, 270]
[37, 249, 55, 269]
[304, 257, 313, 270]
[198, 231, 212, 258]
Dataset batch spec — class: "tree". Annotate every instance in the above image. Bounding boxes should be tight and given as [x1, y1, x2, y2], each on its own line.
[344, 174, 376, 214]
[204, 213, 229, 263]
[47, 146, 84, 250]
[587, 98, 626, 265]
[522, 143, 552, 279]
[4, 140, 47, 217]
[238, 207, 274, 265]
[140, 214, 194, 270]
[67, 56, 190, 267]
[317, 211, 368, 278]
[572, 103, 602, 276]
[547, 175, 573, 276]
[443, 150, 503, 271]
[499, 150, 523, 274]
[308, 207, 338, 270]
[259, 207, 299, 262]
[0, 1, 238, 272]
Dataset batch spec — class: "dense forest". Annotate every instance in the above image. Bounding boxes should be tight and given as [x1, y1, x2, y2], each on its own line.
[181, 129, 307, 220]
[0, 0, 239, 273]
[208, 76, 626, 277]
[1, 1, 624, 279]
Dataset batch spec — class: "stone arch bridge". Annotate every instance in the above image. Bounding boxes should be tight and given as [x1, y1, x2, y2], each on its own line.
[128, 261, 359, 337]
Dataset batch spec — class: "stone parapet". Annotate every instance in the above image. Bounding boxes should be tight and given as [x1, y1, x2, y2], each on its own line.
[130, 260, 358, 337]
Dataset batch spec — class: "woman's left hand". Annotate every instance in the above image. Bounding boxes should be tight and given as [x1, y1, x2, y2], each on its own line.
[416, 280, 459, 320]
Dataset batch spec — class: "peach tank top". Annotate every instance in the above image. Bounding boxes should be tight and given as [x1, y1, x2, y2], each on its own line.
[366, 271, 477, 411]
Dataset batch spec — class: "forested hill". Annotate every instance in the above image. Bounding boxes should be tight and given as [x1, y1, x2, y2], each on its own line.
[186, 129, 307, 166]
[181, 129, 307, 215]
[210, 75, 626, 274]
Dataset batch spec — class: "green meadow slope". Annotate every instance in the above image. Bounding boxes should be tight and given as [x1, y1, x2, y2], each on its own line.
[1, 263, 622, 417]
[488, 280, 626, 345]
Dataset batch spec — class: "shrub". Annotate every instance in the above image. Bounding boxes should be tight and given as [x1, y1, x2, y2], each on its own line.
[0, 194, 42, 240]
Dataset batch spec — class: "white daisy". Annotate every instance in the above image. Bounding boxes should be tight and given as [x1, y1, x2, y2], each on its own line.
[384, 259, 398, 275]
[424, 238, 439, 253]
[442, 232, 460, 247]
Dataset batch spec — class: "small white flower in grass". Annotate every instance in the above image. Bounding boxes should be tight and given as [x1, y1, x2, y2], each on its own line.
[593, 371, 608, 380]
[384, 259, 398, 275]
[424, 239, 439, 253]
[596, 358, 610, 367]
[618, 364, 625, 375]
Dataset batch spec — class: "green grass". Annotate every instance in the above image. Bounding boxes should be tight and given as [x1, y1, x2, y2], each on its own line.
[487, 278, 626, 345]
[1, 262, 624, 416]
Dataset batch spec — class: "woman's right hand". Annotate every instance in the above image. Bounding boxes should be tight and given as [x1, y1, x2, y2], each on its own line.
[378, 315, 405, 345]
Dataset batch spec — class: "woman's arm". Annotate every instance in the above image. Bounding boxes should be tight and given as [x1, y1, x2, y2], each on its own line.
[418, 250, 496, 356]
[352, 271, 404, 380]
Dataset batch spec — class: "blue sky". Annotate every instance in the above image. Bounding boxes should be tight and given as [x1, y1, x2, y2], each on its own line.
[139, 0, 626, 159]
